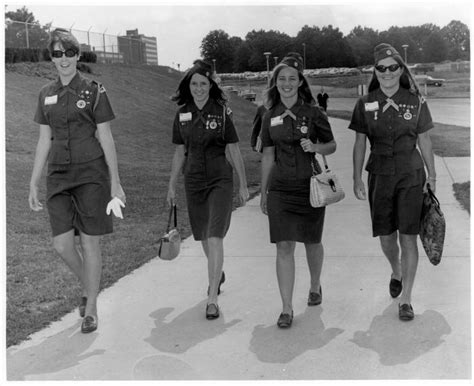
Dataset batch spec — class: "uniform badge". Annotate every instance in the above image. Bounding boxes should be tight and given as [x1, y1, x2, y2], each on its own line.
[300, 125, 308, 134]
[364, 102, 379, 112]
[403, 110, 413, 120]
[271, 116, 283, 127]
[209, 120, 217, 130]
[76, 100, 86, 109]
[45, 95, 58, 105]
[179, 112, 192, 122]
[374, 111, 378, 120]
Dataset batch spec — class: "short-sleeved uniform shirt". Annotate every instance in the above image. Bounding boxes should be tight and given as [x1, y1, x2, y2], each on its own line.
[172, 98, 239, 240]
[260, 99, 334, 244]
[34, 72, 116, 236]
[348, 87, 434, 236]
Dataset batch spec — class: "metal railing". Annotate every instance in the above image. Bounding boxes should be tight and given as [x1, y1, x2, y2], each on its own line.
[5, 19, 157, 65]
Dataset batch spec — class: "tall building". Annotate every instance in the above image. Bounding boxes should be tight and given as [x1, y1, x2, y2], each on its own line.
[118, 28, 158, 66]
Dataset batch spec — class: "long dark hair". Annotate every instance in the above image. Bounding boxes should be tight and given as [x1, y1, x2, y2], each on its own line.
[264, 63, 315, 109]
[368, 55, 421, 96]
[171, 59, 227, 106]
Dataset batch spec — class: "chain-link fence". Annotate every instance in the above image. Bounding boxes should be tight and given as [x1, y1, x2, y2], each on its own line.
[5, 20, 158, 65]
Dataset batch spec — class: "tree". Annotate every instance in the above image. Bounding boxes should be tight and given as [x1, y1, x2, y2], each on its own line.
[346, 26, 379, 66]
[245, 29, 292, 71]
[200, 29, 239, 73]
[424, 31, 449, 62]
[5, 6, 51, 49]
[442, 20, 470, 60]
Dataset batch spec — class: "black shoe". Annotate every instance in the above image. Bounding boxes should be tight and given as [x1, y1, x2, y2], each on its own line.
[207, 271, 226, 296]
[277, 311, 293, 328]
[79, 297, 87, 318]
[399, 303, 414, 321]
[389, 276, 403, 298]
[81, 315, 98, 333]
[206, 303, 220, 320]
[308, 286, 322, 306]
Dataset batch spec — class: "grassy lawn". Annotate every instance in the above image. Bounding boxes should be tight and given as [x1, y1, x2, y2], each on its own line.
[5, 63, 469, 347]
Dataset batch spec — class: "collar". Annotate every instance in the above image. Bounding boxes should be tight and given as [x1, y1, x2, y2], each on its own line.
[51, 72, 82, 93]
[273, 98, 304, 118]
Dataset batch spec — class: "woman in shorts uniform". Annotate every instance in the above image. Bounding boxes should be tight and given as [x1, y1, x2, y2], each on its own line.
[349, 43, 436, 321]
[260, 53, 336, 328]
[29, 28, 125, 333]
[167, 60, 249, 320]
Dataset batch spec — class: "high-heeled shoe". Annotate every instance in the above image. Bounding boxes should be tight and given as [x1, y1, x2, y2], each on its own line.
[81, 315, 98, 333]
[79, 297, 87, 318]
[207, 271, 226, 295]
[206, 303, 220, 320]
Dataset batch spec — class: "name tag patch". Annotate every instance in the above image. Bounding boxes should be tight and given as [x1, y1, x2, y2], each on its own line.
[45, 95, 58, 105]
[364, 102, 379, 112]
[271, 116, 283, 126]
[179, 112, 192, 122]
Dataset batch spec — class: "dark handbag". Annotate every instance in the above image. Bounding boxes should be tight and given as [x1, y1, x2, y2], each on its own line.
[158, 205, 181, 261]
[419, 187, 446, 265]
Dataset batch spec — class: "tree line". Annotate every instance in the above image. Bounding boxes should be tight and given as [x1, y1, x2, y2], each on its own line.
[200, 21, 470, 73]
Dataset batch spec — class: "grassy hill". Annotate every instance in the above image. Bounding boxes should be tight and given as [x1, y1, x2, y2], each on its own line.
[5, 62, 261, 346]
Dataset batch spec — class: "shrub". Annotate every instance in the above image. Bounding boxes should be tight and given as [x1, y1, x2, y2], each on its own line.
[79, 51, 97, 63]
[5, 47, 47, 63]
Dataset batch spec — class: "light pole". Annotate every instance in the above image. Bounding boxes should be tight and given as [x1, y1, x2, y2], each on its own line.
[402, 44, 409, 64]
[302, 43, 306, 69]
[273, 56, 278, 68]
[264, 51, 271, 84]
[212, 58, 216, 73]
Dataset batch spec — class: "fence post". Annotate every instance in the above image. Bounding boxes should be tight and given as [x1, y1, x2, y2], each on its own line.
[25, 17, 32, 48]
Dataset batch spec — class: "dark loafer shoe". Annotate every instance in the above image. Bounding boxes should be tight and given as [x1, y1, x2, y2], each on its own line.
[81, 315, 98, 333]
[207, 271, 226, 296]
[79, 297, 87, 318]
[308, 286, 322, 306]
[277, 311, 294, 328]
[389, 276, 403, 298]
[206, 303, 220, 320]
[399, 303, 414, 321]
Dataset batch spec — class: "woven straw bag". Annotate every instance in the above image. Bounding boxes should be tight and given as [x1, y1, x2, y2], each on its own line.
[310, 154, 345, 208]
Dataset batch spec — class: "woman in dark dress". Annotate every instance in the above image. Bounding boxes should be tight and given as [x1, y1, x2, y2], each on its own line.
[349, 43, 436, 321]
[260, 53, 337, 328]
[167, 60, 249, 320]
[29, 29, 125, 333]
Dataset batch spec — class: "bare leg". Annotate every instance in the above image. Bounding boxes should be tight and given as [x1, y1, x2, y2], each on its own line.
[79, 233, 102, 318]
[276, 241, 296, 314]
[398, 233, 419, 305]
[205, 237, 224, 305]
[53, 230, 86, 291]
[379, 232, 402, 281]
[305, 242, 324, 293]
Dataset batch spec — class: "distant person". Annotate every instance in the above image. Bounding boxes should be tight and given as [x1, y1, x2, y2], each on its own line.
[29, 28, 125, 333]
[260, 52, 337, 328]
[317, 88, 329, 111]
[250, 104, 267, 152]
[167, 59, 249, 320]
[349, 43, 436, 321]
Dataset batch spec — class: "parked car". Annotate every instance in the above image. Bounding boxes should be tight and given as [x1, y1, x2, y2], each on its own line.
[410, 63, 435, 74]
[415, 75, 445, 86]
[240, 90, 256, 102]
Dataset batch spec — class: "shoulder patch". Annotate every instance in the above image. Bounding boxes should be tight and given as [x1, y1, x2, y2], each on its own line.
[226, 106, 232, 115]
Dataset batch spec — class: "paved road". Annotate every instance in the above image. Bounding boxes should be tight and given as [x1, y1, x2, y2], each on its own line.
[328, 97, 470, 127]
[6, 117, 471, 381]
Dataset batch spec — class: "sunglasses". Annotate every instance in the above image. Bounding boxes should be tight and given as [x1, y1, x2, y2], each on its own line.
[51, 49, 77, 58]
[375, 64, 401, 73]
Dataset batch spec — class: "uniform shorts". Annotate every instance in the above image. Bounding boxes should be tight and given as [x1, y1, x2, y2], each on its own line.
[46, 157, 112, 237]
[368, 169, 425, 237]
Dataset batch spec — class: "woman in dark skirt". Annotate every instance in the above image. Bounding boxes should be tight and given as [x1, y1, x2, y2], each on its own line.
[167, 60, 249, 320]
[28, 29, 125, 333]
[260, 53, 337, 328]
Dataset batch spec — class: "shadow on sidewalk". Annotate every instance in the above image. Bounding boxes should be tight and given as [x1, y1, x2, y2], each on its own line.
[350, 302, 451, 366]
[249, 307, 344, 363]
[145, 301, 241, 353]
[7, 321, 104, 380]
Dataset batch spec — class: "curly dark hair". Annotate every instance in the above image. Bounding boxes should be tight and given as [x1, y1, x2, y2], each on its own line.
[264, 63, 315, 109]
[171, 59, 227, 106]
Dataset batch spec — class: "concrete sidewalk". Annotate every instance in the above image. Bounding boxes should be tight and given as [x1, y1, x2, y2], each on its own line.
[6, 118, 471, 380]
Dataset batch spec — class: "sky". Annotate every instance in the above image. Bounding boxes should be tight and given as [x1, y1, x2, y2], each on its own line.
[7, 0, 472, 70]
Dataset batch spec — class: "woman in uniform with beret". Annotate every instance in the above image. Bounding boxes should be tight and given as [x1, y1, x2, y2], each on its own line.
[349, 43, 436, 321]
[260, 52, 337, 328]
[29, 28, 125, 333]
[167, 59, 249, 320]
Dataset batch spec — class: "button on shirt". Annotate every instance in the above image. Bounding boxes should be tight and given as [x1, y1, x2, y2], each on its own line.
[172, 99, 239, 177]
[260, 99, 334, 180]
[349, 88, 433, 175]
[34, 72, 115, 165]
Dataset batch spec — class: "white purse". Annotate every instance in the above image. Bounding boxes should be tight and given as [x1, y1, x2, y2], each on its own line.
[310, 154, 345, 208]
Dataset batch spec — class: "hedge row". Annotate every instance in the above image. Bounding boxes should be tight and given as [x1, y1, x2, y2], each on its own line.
[5, 47, 97, 64]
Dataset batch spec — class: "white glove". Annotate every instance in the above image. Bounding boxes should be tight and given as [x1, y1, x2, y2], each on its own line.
[106, 197, 125, 219]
